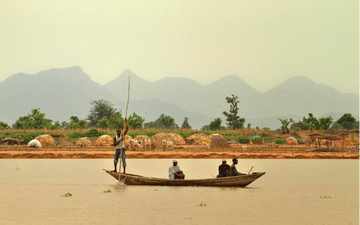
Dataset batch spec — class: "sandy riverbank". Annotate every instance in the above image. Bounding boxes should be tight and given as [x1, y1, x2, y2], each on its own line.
[0, 145, 358, 159]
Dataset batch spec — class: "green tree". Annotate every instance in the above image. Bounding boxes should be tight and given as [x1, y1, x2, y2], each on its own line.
[292, 114, 334, 131]
[77, 120, 88, 129]
[67, 116, 80, 129]
[51, 121, 61, 130]
[279, 118, 294, 134]
[66, 116, 88, 129]
[144, 121, 156, 129]
[334, 113, 357, 130]
[12, 108, 51, 129]
[128, 112, 144, 129]
[353, 121, 359, 129]
[223, 94, 245, 129]
[247, 123, 251, 128]
[108, 112, 124, 129]
[201, 125, 209, 131]
[157, 114, 177, 129]
[209, 118, 222, 130]
[97, 116, 109, 129]
[181, 117, 192, 129]
[0, 121, 9, 129]
[161, 114, 177, 129]
[331, 122, 343, 130]
[87, 99, 117, 126]
[305, 113, 320, 130]
[61, 121, 68, 129]
[144, 114, 177, 129]
[318, 116, 333, 130]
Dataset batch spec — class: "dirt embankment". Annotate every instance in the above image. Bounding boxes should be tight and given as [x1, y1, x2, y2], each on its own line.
[0, 145, 358, 159]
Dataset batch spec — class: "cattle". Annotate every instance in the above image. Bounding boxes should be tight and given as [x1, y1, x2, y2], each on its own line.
[129, 139, 141, 151]
[143, 137, 156, 150]
[27, 139, 42, 148]
[162, 140, 174, 151]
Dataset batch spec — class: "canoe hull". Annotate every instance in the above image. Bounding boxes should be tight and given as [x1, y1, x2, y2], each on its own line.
[103, 169, 265, 187]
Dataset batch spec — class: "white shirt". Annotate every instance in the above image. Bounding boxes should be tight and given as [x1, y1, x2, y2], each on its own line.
[115, 134, 125, 149]
[168, 165, 181, 179]
[27, 140, 42, 148]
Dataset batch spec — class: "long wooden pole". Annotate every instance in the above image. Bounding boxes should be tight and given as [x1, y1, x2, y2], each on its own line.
[119, 76, 131, 181]
[247, 166, 253, 174]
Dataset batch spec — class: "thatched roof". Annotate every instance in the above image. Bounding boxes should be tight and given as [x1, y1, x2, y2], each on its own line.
[308, 130, 359, 140]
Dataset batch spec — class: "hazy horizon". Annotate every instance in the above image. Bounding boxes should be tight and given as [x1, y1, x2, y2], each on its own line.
[0, 0, 358, 94]
[3, 66, 359, 96]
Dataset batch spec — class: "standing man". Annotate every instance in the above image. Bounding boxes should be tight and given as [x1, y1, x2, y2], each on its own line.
[217, 159, 230, 178]
[113, 119, 129, 173]
[168, 160, 185, 179]
[230, 158, 246, 176]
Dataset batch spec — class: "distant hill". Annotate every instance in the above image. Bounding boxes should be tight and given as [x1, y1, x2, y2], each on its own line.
[259, 76, 359, 118]
[0, 67, 119, 124]
[0, 67, 358, 130]
[105, 71, 359, 128]
[105, 72, 262, 118]
[0, 67, 211, 129]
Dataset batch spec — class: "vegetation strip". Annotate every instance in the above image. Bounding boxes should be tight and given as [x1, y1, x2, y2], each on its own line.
[0, 151, 357, 159]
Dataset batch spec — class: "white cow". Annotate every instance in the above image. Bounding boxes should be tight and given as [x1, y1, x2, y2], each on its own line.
[162, 140, 174, 151]
[242, 145, 247, 151]
[27, 139, 42, 148]
[129, 139, 141, 151]
[143, 137, 155, 150]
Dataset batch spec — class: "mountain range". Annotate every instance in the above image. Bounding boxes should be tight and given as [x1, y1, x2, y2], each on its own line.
[0, 67, 358, 129]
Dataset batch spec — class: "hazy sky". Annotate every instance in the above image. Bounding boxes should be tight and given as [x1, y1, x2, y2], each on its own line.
[0, 0, 358, 94]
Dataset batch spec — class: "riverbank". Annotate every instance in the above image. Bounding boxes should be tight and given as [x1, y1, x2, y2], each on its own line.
[0, 145, 358, 159]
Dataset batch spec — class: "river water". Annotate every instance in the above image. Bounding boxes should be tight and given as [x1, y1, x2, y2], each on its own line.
[0, 159, 358, 225]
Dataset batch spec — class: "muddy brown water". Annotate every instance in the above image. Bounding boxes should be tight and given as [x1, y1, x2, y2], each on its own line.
[0, 159, 358, 224]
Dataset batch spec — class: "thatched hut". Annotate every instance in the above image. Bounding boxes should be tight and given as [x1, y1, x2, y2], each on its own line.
[151, 133, 171, 147]
[168, 133, 186, 145]
[209, 134, 229, 148]
[95, 135, 113, 147]
[188, 134, 210, 145]
[76, 137, 92, 147]
[36, 134, 56, 147]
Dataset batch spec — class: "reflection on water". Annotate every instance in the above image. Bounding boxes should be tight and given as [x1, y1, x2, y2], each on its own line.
[0, 159, 358, 225]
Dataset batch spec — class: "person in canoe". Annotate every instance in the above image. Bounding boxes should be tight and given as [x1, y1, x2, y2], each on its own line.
[169, 160, 185, 179]
[230, 158, 246, 176]
[112, 119, 129, 173]
[217, 159, 230, 178]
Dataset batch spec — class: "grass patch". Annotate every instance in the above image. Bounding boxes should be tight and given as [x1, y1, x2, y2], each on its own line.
[197, 202, 206, 206]
[61, 192, 73, 197]
[238, 136, 250, 144]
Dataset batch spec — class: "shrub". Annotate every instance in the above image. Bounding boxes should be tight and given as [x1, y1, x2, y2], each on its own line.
[67, 132, 84, 138]
[238, 136, 250, 144]
[85, 128, 106, 137]
[10, 132, 45, 142]
[276, 139, 285, 144]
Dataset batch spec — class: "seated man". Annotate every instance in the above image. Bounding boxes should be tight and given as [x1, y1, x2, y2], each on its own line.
[230, 158, 246, 176]
[217, 159, 230, 178]
[168, 160, 185, 179]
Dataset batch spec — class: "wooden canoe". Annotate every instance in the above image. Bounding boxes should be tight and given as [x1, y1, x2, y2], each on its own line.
[103, 169, 265, 187]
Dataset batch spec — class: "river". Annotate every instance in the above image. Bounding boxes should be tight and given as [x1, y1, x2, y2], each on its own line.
[0, 159, 358, 224]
